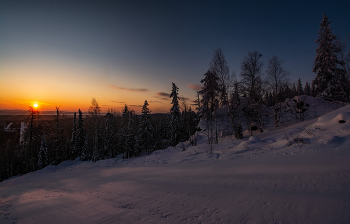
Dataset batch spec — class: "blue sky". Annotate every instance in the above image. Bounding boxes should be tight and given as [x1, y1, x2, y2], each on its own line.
[1, 0, 349, 113]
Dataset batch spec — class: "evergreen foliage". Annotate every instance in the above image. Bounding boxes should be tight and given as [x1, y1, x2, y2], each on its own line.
[76, 109, 85, 158]
[136, 100, 154, 155]
[169, 83, 182, 147]
[304, 81, 311, 96]
[313, 14, 346, 101]
[199, 70, 220, 144]
[38, 135, 48, 169]
[297, 78, 303, 96]
[70, 112, 77, 160]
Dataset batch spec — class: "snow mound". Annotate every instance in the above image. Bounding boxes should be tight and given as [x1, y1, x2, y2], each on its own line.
[313, 104, 350, 129]
[332, 112, 350, 123]
[248, 136, 261, 143]
[318, 135, 348, 145]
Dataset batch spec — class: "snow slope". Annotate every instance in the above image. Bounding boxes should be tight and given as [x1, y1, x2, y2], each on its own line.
[1, 104, 350, 224]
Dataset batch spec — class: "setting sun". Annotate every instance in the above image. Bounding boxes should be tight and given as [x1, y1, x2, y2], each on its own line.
[34, 103, 38, 108]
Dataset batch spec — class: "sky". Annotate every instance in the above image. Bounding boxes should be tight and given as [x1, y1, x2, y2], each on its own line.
[1, 0, 350, 114]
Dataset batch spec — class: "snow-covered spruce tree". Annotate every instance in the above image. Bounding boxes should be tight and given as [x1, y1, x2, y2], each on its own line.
[70, 112, 77, 160]
[304, 81, 311, 96]
[52, 106, 65, 165]
[199, 70, 220, 145]
[80, 132, 91, 161]
[210, 49, 230, 106]
[136, 100, 154, 155]
[297, 78, 303, 96]
[310, 80, 316, 97]
[76, 109, 85, 158]
[120, 105, 136, 159]
[104, 111, 117, 158]
[169, 83, 182, 147]
[120, 105, 130, 158]
[24, 106, 39, 171]
[158, 117, 170, 148]
[313, 13, 346, 101]
[291, 83, 297, 97]
[38, 134, 48, 169]
[265, 55, 290, 127]
[92, 127, 103, 162]
[179, 98, 194, 142]
[282, 83, 291, 100]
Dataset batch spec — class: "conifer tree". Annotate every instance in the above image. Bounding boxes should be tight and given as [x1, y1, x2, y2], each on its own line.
[169, 83, 182, 147]
[310, 80, 316, 97]
[52, 106, 62, 165]
[70, 112, 77, 160]
[38, 134, 48, 169]
[199, 71, 220, 145]
[136, 100, 154, 155]
[120, 105, 136, 158]
[76, 109, 85, 158]
[81, 134, 90, 161]
[283, 83, 291, 100]
[304, 81, 311, 96]
[292, 83, 297, 97]
[313, 14, 345, 100]
[297, 78, 303, 96]
[104, 111, 117, 158]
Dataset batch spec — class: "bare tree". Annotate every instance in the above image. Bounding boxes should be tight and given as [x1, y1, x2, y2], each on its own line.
[240, 51, 264, 102]
[88, 98, 101, 117]
[265, 56, 290, 127]
[88, 98, 101, 162]
[210, 49, 230, 105]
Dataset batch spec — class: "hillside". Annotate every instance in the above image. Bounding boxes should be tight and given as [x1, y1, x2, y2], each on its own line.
[0, 102, 350, 223]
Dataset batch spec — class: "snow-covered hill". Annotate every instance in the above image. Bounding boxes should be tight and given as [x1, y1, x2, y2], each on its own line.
[1, 102, 350, 223]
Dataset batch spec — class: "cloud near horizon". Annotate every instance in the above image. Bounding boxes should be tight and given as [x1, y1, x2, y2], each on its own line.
[111, 101, 126, 104]
[179, 97, 190, 101]
[109, 85, 149, 92]
[157, 92, 170, 97]
[188, 84, 202, 91]
[148, 100, 162, 104]
[155, 92, 190, 102]
[155, 92, 170, 101]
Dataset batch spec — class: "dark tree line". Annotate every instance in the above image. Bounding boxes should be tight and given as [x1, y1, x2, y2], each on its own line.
[0, 84, 199, 182]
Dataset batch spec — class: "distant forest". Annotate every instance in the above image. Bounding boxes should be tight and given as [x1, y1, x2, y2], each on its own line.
[1, 13, 349, 182]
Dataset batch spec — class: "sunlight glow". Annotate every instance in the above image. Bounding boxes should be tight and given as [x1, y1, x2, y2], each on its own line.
[34, 103, 38, 108]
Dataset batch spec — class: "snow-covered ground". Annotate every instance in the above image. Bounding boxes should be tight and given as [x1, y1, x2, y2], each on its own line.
[1, 102, 350, 223]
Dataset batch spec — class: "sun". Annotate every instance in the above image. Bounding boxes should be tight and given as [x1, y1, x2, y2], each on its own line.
[34, 103, 38, 108]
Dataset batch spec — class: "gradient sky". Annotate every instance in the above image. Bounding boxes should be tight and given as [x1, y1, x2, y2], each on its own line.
[1, 0, 350, 113]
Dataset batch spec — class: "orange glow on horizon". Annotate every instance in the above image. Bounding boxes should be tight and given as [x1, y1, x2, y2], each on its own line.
[0, 57, 194, 114]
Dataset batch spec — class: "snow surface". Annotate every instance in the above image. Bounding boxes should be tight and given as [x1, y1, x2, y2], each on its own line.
[1, 103, 350, 223]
